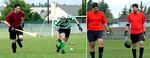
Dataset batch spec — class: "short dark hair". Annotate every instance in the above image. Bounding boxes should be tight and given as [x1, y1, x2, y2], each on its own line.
[92, 3, 98, 8]
[14, 4, 21, 8]
[132, 4, 138, 8]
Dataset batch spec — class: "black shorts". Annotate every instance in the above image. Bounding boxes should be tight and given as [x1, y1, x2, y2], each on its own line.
[130, 33, 145, 43]
[87, 30, 104, 42]
[9, 26, 23, 39]
[58, 29, 71, 38]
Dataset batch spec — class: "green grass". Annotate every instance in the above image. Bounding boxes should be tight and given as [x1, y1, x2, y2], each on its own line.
[87, 39, 150, 58]
[1, 28, 150, 58]
[0, 29, 86, 58]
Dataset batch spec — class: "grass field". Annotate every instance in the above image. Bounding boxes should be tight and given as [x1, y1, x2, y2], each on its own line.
[0, 28, 86, 58]
[87, 39, 150, 58]
[0, 28, 150, 58]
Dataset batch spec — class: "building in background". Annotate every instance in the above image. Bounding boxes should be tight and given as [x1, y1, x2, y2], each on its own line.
[30, 4, 80, 20]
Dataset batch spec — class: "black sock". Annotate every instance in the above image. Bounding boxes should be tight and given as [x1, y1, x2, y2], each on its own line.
[17, 39, 22, 48]
[12, 43, 16, 53]
[139, 47, 144, 58]
[90, 52, 95, 58]
[99, 47, 104, 58]
[132, 49, 136, 58]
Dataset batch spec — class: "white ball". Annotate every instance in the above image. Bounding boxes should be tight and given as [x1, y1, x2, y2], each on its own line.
[70, 48, 73, 51]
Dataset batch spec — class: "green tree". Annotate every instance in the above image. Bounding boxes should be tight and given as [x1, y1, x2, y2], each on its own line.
[31, 3, 35, 7]
[87, 0, 92, 11]
[78, 0, 86, 23]
[0, 0, 42, 22]
[33, 12, 41, 21]
[143, 6, 147, 14]
[140, 1, 143, 12]
[147, 7, 150, 14]
[98, 2, 113, 18]
[99, 2, 108, 13]
[78, 2, 86, 15]
[118, 6, 128, 19]
[128, 5, 132, 13]
[122, 6, 127, 15]
[98, 2, 113, 24]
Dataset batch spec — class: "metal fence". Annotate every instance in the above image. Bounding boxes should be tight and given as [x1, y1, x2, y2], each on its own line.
[0, 23, 87, 36]
[104, 27, 150, 39]
[1, 23, 150, 39]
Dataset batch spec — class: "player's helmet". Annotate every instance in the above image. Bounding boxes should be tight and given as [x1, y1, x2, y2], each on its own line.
[124, 31, 131, 48]
[124, 36, 132, 48]
[124, 40, 131, 48]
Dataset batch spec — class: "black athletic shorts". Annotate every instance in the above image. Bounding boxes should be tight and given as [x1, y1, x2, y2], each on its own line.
[58, 29, 71, 38]
[87, 30, 104, 42]
[9, 26, 23, 39]
[130, 32, 145, 43]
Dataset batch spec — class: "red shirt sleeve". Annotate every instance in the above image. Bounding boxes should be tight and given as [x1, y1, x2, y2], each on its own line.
[127, 14, 131, 24]
[142, 13, 146, 24]
[20, 10, 25, 17]
[101, 12, 107, 25]
[87, 11, 90, 20]
[5, 11, 13, 24]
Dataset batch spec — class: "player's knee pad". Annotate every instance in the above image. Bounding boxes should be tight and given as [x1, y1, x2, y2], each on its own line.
[19, 35, 23, 39]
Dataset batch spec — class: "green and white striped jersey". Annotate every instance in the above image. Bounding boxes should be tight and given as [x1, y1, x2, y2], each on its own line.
[54, 16, 75, 29]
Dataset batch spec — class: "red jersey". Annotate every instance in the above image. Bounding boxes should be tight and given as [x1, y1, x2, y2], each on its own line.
[5, 10, 25, 28]
[127, 12, 146, 34]
[87, 10, 107, 30]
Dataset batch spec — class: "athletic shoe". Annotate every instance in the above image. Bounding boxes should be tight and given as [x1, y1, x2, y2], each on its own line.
[61, 49, 65, 54]
[56, 45, 61, 53]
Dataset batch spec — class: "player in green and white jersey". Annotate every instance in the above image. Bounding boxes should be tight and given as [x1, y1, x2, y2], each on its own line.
[54, 15, 83, 54]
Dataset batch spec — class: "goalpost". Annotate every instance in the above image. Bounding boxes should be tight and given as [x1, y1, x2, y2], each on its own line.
[36, 0, 86, 36]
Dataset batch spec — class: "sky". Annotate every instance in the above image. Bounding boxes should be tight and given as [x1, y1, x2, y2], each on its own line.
[0, 0, 82, 6]
[0, 0, 150, 18]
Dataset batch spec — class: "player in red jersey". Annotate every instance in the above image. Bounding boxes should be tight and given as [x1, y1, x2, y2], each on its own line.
[4, 4, 25, 53]
[87, 3, 109, 58]
[124, 4, 146, 58]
